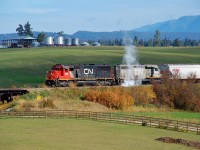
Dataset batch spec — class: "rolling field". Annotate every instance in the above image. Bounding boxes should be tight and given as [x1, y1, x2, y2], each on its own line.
[0, 46, 200, 88]
[1, 118, 200, 150]
[1, 46, 200, 150]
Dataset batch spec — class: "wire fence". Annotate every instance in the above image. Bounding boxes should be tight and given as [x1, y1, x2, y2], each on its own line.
[0, 110, 199, 135]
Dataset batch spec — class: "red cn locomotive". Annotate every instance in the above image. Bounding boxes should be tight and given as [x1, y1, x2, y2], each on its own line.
[45, 64, 114, 86]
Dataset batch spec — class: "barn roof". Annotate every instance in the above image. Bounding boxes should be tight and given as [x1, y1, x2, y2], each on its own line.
[3, 35, 36, 41]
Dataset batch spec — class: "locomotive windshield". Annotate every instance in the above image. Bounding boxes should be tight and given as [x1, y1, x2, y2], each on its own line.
[52, 66, 61, 70]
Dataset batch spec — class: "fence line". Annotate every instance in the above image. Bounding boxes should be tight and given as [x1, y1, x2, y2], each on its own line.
[0, 110, 199, 135]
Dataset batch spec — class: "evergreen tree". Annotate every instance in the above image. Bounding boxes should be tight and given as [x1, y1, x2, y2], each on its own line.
[138, 39, 144, 46]
[173, 38, 181, 47]
[16, 21, 33, 36]
[16, 24, 24, 36]
[133, 36, 138, 46]
[24, 21, 33, 36]
[153, 30, 160, 46]
[37, 32, 46, 43]
[147, 39, 153, 47]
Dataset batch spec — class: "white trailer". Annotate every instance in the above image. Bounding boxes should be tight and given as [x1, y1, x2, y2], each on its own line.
[158, 64, 200, 79]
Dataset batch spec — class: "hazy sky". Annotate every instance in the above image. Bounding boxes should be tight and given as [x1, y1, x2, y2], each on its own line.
[0, 0, 199, 34]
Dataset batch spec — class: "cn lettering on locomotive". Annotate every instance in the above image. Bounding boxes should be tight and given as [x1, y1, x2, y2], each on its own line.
[84, 69, 94, 75]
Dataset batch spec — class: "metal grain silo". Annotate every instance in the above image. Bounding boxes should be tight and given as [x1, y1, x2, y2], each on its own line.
[54, 35, 64, 46]
[44, 36, 54, 46]
[72, 38, 79, 46]
[92, 42, 101, 46]
[64, 38, 72, 46]
[80, 42, 90, 46]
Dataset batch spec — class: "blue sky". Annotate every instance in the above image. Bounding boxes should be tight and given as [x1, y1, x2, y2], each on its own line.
[0, 0, 199, 34]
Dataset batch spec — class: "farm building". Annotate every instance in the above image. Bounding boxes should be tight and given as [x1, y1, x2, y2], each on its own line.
[2, 35, 37, 48]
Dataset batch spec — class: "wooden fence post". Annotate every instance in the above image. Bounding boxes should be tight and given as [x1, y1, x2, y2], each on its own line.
[177, 121, 179, 131]
[150, 118, 152, 128]
[95, 112, 96, 120]
[133, 115, 135, 124]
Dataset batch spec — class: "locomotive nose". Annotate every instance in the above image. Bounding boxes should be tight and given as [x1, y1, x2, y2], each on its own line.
[46, 71, 54, 79]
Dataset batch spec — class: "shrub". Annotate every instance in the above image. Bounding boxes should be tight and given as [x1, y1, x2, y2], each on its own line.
[39, 98, 56, 109]
[84, 87, 134, 110]
[9, 101, 18, 108]
[152, 74, 200, 112]
[131, 86, 156, 107]
[22, 101, 35, 111]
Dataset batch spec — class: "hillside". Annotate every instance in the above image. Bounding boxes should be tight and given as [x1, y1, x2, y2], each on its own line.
[133, 15, 200, 32]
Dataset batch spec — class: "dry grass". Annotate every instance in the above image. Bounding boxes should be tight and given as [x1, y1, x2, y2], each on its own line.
[68, 82, 77, 88]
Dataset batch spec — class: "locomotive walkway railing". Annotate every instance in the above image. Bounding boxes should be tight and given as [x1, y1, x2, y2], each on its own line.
[0, 110, 199, 135]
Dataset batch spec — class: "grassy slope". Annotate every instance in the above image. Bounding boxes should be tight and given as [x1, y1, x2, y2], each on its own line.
[0, 87, 199, 122]
[0, 46, 200, 87]
[0, 118, 199, 150]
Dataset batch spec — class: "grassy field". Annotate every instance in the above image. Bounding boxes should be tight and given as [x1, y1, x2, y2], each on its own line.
[0, 46, 200, 87]
[0, 118, 199, 150]
[121, 111, 200, 123]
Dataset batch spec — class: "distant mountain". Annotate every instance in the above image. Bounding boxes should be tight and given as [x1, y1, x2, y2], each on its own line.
[1, 15, 200, 42]
[133, 15, 200, 32]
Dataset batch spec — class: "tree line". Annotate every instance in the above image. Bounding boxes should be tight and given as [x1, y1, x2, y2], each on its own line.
[16, 22, 33, 36]
[87, 30, 200, 47]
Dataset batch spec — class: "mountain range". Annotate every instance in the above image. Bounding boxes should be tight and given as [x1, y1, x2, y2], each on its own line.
[1, 15, 200, 42]
[133, 15, 200, 32]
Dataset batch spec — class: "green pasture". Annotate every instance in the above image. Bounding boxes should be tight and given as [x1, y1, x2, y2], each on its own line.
[1, 118, 199, 150]
[0, 46, 200, 87]
[125, 111, 200, 123]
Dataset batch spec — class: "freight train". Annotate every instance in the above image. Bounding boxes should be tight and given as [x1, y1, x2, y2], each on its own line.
[45, 64, 200, 87]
